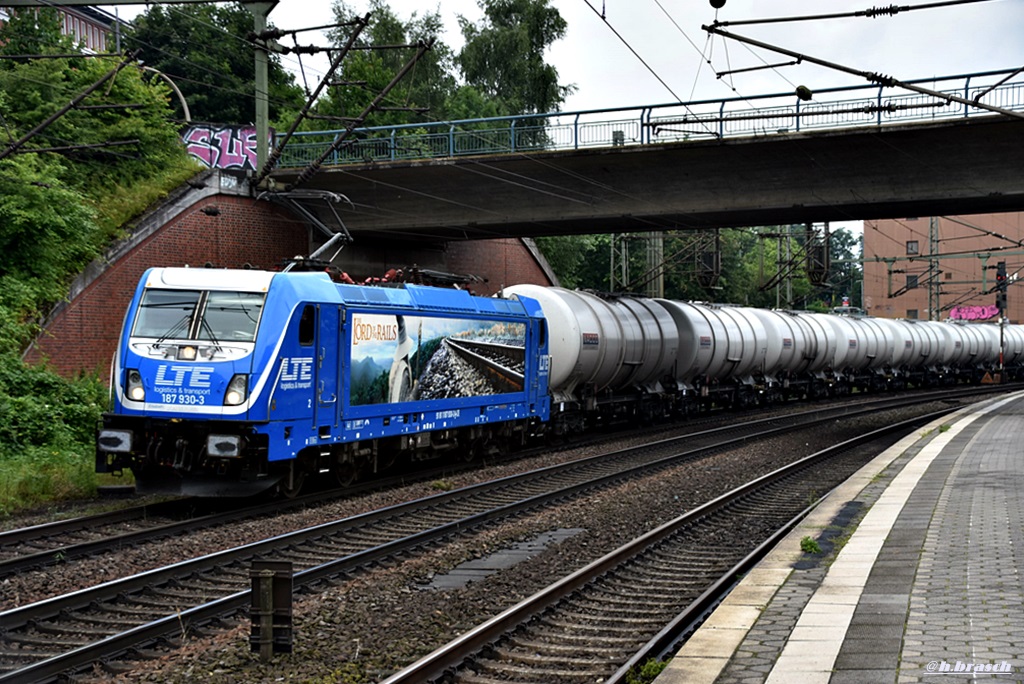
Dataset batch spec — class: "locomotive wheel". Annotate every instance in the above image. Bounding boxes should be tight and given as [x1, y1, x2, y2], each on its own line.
[334, 462, 357, 487]
[279, 469, 306, 498]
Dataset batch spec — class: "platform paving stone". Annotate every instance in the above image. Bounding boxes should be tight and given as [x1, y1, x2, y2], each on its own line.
[896, 399, 1024, 684]
[712, 428, 921, 684]
[657, 394, 1024, 684]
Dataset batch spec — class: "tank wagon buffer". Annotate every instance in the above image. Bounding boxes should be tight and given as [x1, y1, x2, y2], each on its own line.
[97, 267, 552, 498]
[502, 285, 1024, 425]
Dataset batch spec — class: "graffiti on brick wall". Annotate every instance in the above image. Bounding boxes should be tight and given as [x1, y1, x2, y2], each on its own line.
[949, 305, 999, 321]
[183, 125, 261, 170]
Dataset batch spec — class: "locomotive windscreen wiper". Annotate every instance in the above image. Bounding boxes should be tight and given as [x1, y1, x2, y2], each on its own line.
[198, 316, 223, 351]
[151, 314, 193, 348]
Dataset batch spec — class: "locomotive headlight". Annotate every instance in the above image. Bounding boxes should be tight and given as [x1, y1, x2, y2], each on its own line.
[126, 369, 145, 402]
[177, 345, 197, 360]
[224, 374, 248, 406]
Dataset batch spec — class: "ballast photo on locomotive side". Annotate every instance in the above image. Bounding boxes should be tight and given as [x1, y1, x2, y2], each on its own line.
[96, 267, 551, 497]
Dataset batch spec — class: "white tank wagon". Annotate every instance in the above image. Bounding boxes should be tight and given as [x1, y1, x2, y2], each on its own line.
[504, 285, 1024, 429]
[657, 302, 833, 407]
[1003, 326, 1024, 366]
[502, 285, 680, 428]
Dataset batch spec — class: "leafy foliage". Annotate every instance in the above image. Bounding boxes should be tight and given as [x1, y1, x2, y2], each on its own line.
[458, 0, 576, 114]
[320, 1, 458, 127]
[625, 658, 669, 684]
[535, 234, 607, 290]
[317, 0, 574, 132]
[0, 10, 198, 513]
[125, 2, 306, 127]
[0, 156, 98, 313]
[0, 6, 69, 58]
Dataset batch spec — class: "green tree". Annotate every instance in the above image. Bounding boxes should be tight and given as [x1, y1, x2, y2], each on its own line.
[126, 2, 305, 126]
[0, 7, 70, 62]
[0, 9, 206, 512]
[0, 53, 196, 228]
[0, 156, 98, 311]
[320, 1, 457, 127]
[534, 234, 606, 289]
[457, 0, 575, 114]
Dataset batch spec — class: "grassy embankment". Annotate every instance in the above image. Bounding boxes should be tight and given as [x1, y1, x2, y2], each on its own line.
[0, 161, 200, 517]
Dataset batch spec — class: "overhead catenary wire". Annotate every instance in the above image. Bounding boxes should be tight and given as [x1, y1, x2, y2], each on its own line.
[0, 7, 644, 248]
[712, 0, 997, 27]
[116, 4, 628, 220]
[702, 23, 1024, 120]
[12, 1, 978, 284]
[0, 51, 137, 162]
[579, 0, 717, 137]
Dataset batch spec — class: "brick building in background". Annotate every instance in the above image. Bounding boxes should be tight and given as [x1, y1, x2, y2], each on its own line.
[862, 212, 1024, 323]
[0, 5, 123, 53]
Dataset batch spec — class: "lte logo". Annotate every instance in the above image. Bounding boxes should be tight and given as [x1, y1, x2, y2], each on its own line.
[154, 365, 213, 388]
[280, 357, 313, 382]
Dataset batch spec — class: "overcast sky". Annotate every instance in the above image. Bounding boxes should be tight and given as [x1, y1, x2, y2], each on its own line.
[101, 0, 1024, 113]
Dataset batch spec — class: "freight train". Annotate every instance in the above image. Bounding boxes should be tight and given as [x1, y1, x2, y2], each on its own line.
[96, 267, 1024, 497]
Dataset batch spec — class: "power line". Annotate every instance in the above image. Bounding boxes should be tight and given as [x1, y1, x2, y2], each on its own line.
[713, 0, 998, 28]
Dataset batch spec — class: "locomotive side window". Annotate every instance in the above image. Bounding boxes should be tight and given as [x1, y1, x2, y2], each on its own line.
[298, 305, 315, 346]
[133, 289, 201, 339]
[199, 291, 265, 342]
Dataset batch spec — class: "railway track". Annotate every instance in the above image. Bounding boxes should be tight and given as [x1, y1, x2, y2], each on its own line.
[0, 387, 1000, 682]
[1, 386, 969, 583]
[383, 411, 947, 684]
[0, 460, 487, 581]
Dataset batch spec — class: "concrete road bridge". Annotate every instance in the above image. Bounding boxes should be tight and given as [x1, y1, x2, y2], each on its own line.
[266, 69, 1024, 242]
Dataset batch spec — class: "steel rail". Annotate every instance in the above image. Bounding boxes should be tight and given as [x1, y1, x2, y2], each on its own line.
[0, 385, 1002, 580]
[382, 408, 957, 684]
[0, 389, 997, 681]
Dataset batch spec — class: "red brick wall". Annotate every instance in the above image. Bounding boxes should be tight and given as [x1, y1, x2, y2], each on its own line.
[25, 195, 307, 376]
[26, 197, 554, 377]
[446, 238, 555, 296]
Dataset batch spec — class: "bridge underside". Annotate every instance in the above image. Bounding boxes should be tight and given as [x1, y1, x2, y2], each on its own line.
[270, 115, 1024, 241]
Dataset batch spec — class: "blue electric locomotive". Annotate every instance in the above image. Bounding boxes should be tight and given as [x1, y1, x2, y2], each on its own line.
[96, 267, 551, 497]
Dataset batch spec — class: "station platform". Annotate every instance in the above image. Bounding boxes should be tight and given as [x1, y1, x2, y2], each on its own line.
[655, 390, 1024, 684]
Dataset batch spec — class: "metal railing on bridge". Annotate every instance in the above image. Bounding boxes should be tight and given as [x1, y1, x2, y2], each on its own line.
[274, 69, 1024, 169]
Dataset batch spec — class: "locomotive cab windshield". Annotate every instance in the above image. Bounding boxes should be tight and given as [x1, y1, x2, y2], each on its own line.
[134, 288, 265, 350]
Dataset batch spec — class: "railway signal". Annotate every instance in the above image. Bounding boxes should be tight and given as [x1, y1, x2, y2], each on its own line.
[996, 261, 1008, 312]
